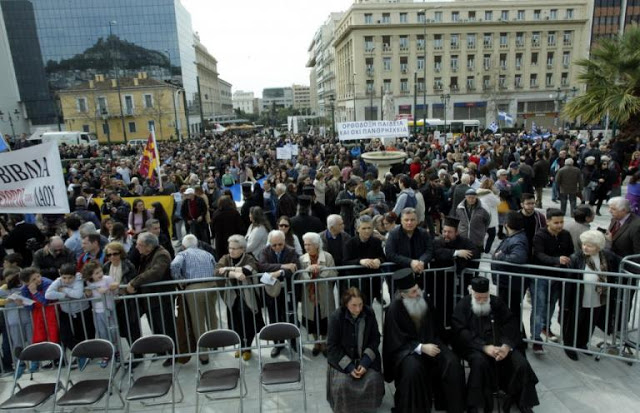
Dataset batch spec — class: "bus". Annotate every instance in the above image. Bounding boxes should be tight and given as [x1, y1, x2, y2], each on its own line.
[423, 119, 481, 136]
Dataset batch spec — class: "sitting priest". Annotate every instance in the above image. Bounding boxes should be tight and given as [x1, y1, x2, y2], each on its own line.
[383, 268, 465, 413]
[451, 277, 539, 413]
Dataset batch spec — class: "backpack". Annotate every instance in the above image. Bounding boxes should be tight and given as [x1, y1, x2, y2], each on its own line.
[404, 193, 417, 208]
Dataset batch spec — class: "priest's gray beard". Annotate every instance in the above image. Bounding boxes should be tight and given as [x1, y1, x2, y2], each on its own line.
[471, 295, 492, 317]
[402, 294, 428, 331]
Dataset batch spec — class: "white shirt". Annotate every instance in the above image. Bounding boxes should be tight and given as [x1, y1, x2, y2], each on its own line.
[582, 254, 602, 308]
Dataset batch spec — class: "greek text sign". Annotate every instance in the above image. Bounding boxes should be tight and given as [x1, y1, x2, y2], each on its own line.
[337, 120, 409, 141]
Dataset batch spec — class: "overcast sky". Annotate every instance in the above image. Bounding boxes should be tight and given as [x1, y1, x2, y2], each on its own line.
[181, 0, 356, 97]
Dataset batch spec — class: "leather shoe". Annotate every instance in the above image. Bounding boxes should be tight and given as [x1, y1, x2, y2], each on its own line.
[518, 405, 534, 413]
[312, 346, 321, 357]
[162, 358, 172, 367]
[270, 346, 282, 358]
[564, 349, 579, 361]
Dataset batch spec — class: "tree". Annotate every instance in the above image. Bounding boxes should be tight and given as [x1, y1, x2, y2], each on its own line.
[564, 25, 640, 140]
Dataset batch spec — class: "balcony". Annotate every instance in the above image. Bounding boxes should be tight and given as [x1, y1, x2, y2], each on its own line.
[516, 41, 524, 48]
[515, 82, 523, 89]
[563, 40, 572, 46]
[434, 84, 443, 91]
[515, 64, 522, 70]
[547, 63, 554, 69]
[467, 84, 476, 91]
[532, 41, 540, 48]
[530, 82, 539, 88]
[451, 43, 460, 50]
[365, 48, 375, 54]
[548, 41, 556, 47]
[451, 66, 458, 72]
[483, 42, 492, 49]
[434, 45, 443, 50]
[467, 43, 476, 50]
[400, 89, 410, 95]
[124, 108, 135, 116]
[500, 43, 509, 49]
[382, 45, 392, 53]
[400, 67, 408, 74]
[467, 64, 475, 70]
[500, 64, 507, 70]
[483, 84, 491, 91]
[366, 68, 374, 77]
[451, 85, 460, 92]
[561, 79, 569, 86]
[434, 66, 441, 73]
[483, 64, 491, 70]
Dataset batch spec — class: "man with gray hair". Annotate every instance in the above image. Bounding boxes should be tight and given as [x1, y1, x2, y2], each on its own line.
[258, 229, 299, 357]
[171, 234, 218, 364]
[555, 157, 583, 216]
[128, 232, 177, 366]
[275, 182, 297, 219]
[32, 236, 76, 279]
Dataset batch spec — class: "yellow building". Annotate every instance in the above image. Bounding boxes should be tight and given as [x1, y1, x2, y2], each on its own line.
[58, 72, 186, 142]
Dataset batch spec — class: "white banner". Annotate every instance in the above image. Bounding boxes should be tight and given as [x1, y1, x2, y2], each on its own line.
[0, 142, 70, 213]
[337, 120, 409, 141]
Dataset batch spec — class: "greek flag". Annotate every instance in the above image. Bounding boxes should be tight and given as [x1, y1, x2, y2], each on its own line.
[498, 111, 513, 125]
[531, 121, 538, 134]
[488, 121, 499, 133]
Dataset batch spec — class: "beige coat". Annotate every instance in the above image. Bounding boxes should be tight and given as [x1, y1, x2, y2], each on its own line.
[219, 253, 260, 314]
[298, 251, 337, 322]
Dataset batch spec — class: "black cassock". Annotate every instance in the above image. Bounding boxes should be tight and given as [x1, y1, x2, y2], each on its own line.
[383, 295, 465, 413]
[451, 295, 539, 411]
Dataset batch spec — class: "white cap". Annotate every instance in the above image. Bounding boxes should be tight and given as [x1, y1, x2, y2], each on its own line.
[497, 169, 508, 176]
[185, 188, 195, 195]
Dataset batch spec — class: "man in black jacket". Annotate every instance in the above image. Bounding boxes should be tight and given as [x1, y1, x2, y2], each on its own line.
[101, 192, 131, 226]
[532, 151, 550, 208]
[32, 236, 76, 279]
[180, 188, 210, 243]
[0, 215, 45, 266]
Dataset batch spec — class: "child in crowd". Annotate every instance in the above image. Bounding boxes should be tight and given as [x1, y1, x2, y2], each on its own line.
[45, 263, 95, 370]
[81, 261, 117, 367]
[17, 267, 59, 373]
[0, 267, 32, 376]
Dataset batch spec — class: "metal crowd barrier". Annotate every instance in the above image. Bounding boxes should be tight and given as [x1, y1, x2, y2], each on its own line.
[463, 258, 640, 364]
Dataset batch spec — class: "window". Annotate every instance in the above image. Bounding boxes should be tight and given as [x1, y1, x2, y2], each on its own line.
[468, 11, 476, 21]
[483, 54, 491, 69]
[417, 77, 425, 91]
[517, 10, 525, 20]
[467, 55, 475, 69]
[451, 34, 459, 49]
[451, 55, 459, 71]
[364, 36, 374, 52]
[561, 72, 569, 86]
[548, 31, 556, 46]
[483, 75, 491, 90]
[501, 10, 509, 20]
[451, 11, 459, 22]
[546, 73, 553, 87]
[383, 57, 391, 71]
[467, 76, 475, 90]
[515, 53, 523, 69]
[366, 80, 374, 93]
[77, 97, 87, 113]
[383, 79, 391, 92]
[532, 32, 541, 46]
[563, 31, 572, 45]
[417, 11, 425, 23]
[434, 56, 442, 72]
[97, 97, 107, 114]
[399, 35, 409, 49]
[365, 13, 373, 24]
[499, 74, 506, 88]
[515, 75, 522, 88]
[400, 12, 408, 23]
[484, 11, 493, 21]
[147, 120, 155, 131]
[417, 35, 425, 49]
[400, 78, 409, 92]
[450, 76, 459, 90]
[128, 121, 136, 133]
[434, 77, 443, 90]
[382, 36, 391, 51]
[566, 9, 574, 19]
[550, 9, 558, 20]
[382, 13, 390, 24]
[124, 95, 134, 115]
[434, 11, 443, 22]
[102, 123, 109, 134]
[434, 34, 443, 49]
[144, 94, 153, 108]
[400, 57, 408, 73]
[534, 9, 541, 20]
[366, 58, 374, 74]
[467, 33, 476, 48]
[82, 124, 90, 132]
[417, 57, 425, 70]
[516, 32, 524, 47]
[500, 53, 507, 69]
[500, 33, 508, 47]
[531, 52, 538, 65]
[547, 52, 554, 68]
[530, 73, 538, 87]
[563, 51, 571, 67]
[483, 33, 492, 47]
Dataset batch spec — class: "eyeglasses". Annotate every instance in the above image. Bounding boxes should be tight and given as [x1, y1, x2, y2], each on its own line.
[105, 253, 119, 257]
[279, 224, 290, 228]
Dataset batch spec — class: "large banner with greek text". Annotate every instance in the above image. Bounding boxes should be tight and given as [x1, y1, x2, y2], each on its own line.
[0, 142, 70, 213]
[337, 120, 409, 141]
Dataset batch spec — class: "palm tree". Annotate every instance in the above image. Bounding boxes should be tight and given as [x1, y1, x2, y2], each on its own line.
[563, 25, 640, 140]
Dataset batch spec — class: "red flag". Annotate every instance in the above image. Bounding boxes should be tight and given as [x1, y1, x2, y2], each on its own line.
[138, 131, 159, 182]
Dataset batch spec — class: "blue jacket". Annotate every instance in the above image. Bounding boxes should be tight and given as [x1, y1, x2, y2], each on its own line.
[491, 230, 529, 289]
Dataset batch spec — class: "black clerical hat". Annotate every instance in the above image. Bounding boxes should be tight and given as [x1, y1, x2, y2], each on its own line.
[302, 185, 315, 196]
[471, 277, 489, 293]
[297, 195, 312, 206]
[443, 216, 460, 229]
[393, 268, 417, 291]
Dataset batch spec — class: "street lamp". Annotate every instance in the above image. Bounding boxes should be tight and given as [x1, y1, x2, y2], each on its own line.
[165, 50, 180, 141]
[413, 71, 418, 135]
[101, 107, 112, 149]
[329, 95, 336, 139]
[109, 20, 128, 143]
[0, 109, 19, 139]
[352, 73, 357, 121]
[440, 93, 450, 134]
[420, 8, 427, 135]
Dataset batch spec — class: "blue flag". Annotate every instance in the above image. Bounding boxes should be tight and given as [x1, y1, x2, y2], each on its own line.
[0, 135, 9, 152]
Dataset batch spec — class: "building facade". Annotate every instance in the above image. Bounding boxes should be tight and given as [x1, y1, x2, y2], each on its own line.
[590, 0, 640, 45]
[0, 0, 197, 133]
[262, 87, 294, 112]
[58, 73, 186, 142]
[233, 90, 255, 114]
[307, 12, 343, 118]
[292, 84, 311, 111]
[217, 78, 233, 116]
[194, 33, 219, 122]
[331, 0, 591, 129]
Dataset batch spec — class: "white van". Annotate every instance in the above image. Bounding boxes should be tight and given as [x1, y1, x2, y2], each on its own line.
[29, 131, 98, 147]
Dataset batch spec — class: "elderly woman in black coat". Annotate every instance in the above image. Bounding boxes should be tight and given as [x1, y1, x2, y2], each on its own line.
[326, 287, 384, 413]
[563, 229, 620, 360]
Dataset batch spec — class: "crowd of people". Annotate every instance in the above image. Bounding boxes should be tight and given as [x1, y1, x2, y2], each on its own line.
[0, 128, 639, 412]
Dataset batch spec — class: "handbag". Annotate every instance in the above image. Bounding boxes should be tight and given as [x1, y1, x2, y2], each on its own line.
[497, 200, 510, 214]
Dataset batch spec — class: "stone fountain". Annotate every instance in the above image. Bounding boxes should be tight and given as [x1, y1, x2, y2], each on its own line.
[361, 91, 408, 179]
